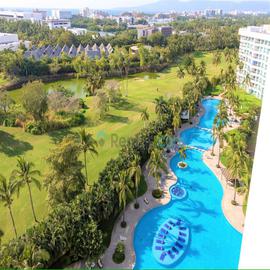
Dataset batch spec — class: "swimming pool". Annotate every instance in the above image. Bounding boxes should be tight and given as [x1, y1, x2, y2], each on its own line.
[134, 98, 242, 269]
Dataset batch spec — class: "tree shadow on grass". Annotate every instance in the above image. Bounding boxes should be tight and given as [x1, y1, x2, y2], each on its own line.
[193, 51, 205, 58]
[111, 99, 141, 112]
[103, 114, 129, 124]
[0, 130, 33, 157]
[48, 129, 77, 145]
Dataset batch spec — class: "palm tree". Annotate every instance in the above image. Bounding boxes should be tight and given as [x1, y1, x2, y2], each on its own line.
[213, 51, 222, 66]
[140, 108, 150, 127]
[78, 128, 98, 186]
[128, 155, 142, 209]
[12, 157, 41, 223]
[117, 170, 134, 227]
[147, 148, 168, 194]
[177, 65, 185, 79]
[178, 145, 187, 160]
[0, 175, 18, 237]
[154, 96, 168, 116]
[212, 124, 218, 156]
[0, 229, 4, 245]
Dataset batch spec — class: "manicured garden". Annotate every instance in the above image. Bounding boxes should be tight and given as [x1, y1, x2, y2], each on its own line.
[0, 52, 227, 243]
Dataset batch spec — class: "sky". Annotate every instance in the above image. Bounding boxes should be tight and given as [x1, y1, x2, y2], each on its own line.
[0, 0, 265, 9]
[0, 0, 156, 9]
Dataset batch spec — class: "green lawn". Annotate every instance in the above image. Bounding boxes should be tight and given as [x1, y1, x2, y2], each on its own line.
[0, 51, 227, 242]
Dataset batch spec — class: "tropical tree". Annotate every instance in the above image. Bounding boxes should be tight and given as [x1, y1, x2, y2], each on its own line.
[117, 170, 134, 227]
[140, 107, 150, 127]
[213, 102, 229, 167]
[178, 145, 187, 160]
[212, 51, 222, 66]
[0, 175, 18, 237]
[12, 157, 41, 223]
[84, 71, 105, 96]
[78, 128, 98, 187]
[0, 229, 4, 245]
[44, 135, 85, 206]
[154, 96, 169, 116]
[177, 65, 185, 79]
[128, 155, 142, 209]
[147, 148, 168, 196]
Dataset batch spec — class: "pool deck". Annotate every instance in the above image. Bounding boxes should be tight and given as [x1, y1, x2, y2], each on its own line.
[71, 96, 245, 269]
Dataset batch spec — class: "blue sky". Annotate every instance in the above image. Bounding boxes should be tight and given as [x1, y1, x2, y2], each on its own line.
[0, 0, 264, 9]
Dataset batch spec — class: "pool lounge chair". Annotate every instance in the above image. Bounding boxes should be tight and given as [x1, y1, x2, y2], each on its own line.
[178, 236, 185, 243]
[160, 228, 168, 235]
[179, 232, 187, 237]
[168, 250, 175, 259]
[168, 220, 176, 226]
[176, 242, 184, 249]
[158, 233, 166, 239]
[164, 223, 171, 230]
[155, 246, 164, 251]
[160, 252, 167, 261]
[156, 239, 164, 244]
[144, 197, 149, 205]
[180, 226, 187, 230]
[172, 246, 179, 254]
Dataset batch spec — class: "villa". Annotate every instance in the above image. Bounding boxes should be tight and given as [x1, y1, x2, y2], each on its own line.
[24, 43, 113, 60]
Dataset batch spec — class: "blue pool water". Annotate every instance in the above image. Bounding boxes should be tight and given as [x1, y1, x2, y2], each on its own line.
[134, 99, 242, 269]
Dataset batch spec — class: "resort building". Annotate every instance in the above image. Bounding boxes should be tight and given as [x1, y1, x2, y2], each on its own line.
[0, 32, 30, 51]
[24, 43, 113, 60]
[0, 10, 44, 22]
[137, 26, 173, 39]
[237, 25, 270, 99]
[51, 10, 72, 20]
[44, 19, 71, 30]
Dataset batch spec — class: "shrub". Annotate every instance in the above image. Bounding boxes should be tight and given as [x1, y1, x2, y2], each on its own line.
[2, 118, 16, 127]
[152, 189, 163, 199]
[24, 120, 47, 135]
[112, 242, 125, 264]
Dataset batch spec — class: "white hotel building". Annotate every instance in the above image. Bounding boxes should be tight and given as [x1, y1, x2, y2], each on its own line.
[237, 25, 270, 99]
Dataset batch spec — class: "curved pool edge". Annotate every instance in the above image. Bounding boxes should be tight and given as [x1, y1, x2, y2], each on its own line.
[131, 97, 217, 267]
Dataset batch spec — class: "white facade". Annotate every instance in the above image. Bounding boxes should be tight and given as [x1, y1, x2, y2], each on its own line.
[45, 19, 71, 30]
[0, 33, 19, 44]
[51, 10, 72, 20]
[0, 10, 43, 22]
[68, 28, 88, 35]
[237, 25, 270, 99]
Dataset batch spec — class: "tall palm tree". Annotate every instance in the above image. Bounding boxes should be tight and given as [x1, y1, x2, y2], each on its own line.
[177, 65, 185, 79]
[140, 108, 150, 127]
[78, 128, 98, 186]
[0, 175, 18, 237]
[128, 155, 142, 208]
[117, 170, 134, 227]
[154, 96, 168, 116]
[0, 229, 4, 245]
[178, 145, 187, 160]
[147, 148, 168, 192]
[12, 157, 41, 223]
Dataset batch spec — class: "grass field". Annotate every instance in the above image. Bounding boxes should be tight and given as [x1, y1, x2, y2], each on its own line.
[0, 52, 228, 242]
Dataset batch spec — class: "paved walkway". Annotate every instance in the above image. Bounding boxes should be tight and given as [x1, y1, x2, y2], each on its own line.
[71, 96, 245, 269]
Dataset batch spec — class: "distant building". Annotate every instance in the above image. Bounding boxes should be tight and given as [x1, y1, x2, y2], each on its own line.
[24, 43, 113, 60]
[237, 25, 270, 99]
[204, 9, 223, 17]
[80, 7, 91, 17]
[68, 28, 88, 35]
[0, 32, 30, 51]
[159, 26, 173, 37]
[51, 9, 72, 20]
[137, 26, 173, 39]
[137, 26, 158, 39]
[0, 10, 43, 22]
[44, 19, 71, 30]
[115, 16, 135, 25]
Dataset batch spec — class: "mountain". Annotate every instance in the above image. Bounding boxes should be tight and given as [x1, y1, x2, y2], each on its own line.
[112, 0, 270, 13]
